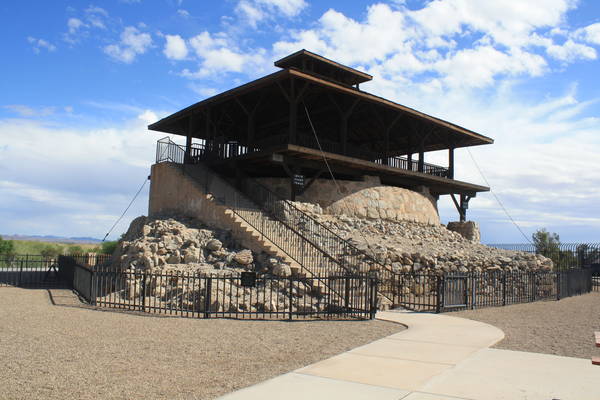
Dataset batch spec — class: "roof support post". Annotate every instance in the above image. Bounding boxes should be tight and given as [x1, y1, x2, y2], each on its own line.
[407, 153, 413, 171]
[448, 147, 455, 179]
[289, 78, 297, 145]
[185, 116, 194, 164]
[451, 193, 472, 222]
[418, 144, 425, 173]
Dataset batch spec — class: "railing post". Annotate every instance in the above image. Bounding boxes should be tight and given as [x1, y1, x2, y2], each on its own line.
[90, 268, 96, 306]
[18, 259, 23, 287]
[436, 275, 443, 313]
[289, 276, 294, 321]
[204, 277, 212, 319]
[141, 272, 147, 312]
[502, 273, 506, 306]
[556, 272, 561, 300]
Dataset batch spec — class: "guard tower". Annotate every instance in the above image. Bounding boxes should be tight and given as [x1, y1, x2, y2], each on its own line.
[149, 49, 493, 221]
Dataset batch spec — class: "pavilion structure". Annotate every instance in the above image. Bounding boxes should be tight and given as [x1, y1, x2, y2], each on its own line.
[149, 49, 493, 220]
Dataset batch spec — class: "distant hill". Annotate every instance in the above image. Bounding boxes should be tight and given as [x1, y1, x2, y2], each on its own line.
[1, 234, 102, 244]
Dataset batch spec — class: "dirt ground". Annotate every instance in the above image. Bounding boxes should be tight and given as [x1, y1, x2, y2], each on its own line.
[454, 292, 600, 359]
[0, 288, 403, 400]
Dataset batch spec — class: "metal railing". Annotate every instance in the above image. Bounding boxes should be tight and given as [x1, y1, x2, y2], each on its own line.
[392, 268, 596, 312]
[489, 243, 600, 271]
[156, 138, 399, 302]
[157, 134, 450, 179]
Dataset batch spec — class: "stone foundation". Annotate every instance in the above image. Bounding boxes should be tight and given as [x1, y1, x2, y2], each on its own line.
[255, 176, 439, 225]
[446, 221, 481, 243]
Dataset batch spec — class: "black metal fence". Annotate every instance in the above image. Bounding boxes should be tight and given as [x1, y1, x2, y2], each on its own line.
[88, 267, 377, 320]
[489, 243, 600, 271]
[392, 268, 596, 312]
[0, 255, 64, 288]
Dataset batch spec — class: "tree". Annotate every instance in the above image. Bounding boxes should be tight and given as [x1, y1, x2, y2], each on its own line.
[532, 229, 562, 268]
[100, 241, 118, 255]
[0, 235, 15, 257]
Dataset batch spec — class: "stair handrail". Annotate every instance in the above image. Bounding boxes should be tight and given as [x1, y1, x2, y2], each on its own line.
[155, 137, 397, 302]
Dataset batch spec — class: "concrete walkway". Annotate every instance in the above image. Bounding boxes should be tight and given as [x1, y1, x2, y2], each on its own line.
[218, 310, 600, 400]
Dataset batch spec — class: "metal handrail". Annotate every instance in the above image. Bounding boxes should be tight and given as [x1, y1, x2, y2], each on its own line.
[156, 138, 398, 302]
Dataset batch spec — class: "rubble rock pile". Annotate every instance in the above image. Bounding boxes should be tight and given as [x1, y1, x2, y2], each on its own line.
[290, 205, 553, 275]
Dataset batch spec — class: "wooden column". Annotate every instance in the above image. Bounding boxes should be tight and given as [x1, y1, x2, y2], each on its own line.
[418, 146, 425, 173]
[448, 147, 455, 179]
[288, 79, 297, 145]
[340, 116, 348, 155]
[407, 153, 413, 171]
[185, 116, 193, 163]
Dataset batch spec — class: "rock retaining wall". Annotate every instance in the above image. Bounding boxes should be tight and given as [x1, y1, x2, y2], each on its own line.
[256, 176, 439, 225]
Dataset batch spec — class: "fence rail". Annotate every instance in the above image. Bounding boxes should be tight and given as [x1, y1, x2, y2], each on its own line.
[489, 243, 600, 271]
[392, 268, 596, 312]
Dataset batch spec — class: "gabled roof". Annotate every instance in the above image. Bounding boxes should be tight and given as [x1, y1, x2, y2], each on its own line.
[274, 49, 372, 86]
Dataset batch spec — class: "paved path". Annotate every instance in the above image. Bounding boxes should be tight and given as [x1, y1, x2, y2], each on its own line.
[218, 310, 600, 400]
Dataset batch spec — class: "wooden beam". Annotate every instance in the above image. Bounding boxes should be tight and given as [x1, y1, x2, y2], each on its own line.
[289, 78, 297, 144]
[448, 147, 455, 179]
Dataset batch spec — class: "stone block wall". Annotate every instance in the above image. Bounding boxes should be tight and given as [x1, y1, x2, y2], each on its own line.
[446, 221, 481, 242]
[256, 176, 439, 225]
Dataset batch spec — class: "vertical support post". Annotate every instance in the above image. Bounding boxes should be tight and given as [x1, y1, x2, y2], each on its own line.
[340, 116, 348, 155]
[344, 278, 350, 310]
[288, 276, 294, 321]
[370, 276, 378, 320]
[204, 277, 212, 318]
[502, 273, 507, 306]
[448, 147, 455, 179]
[90, 268, 96, 306]
[418, 146, 425, 173]
[407, 153, 413, 171]
[141, 272, 147, 312]
[289, 79, 297, 145]
[18, 259, 23, 286]
[436, 275, 443, 313]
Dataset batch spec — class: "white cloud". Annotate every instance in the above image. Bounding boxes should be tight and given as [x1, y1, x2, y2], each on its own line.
[182, 31, 267, 78]
[104, 26, 153, 63]
[0, 112, 166, 238]
[27, 37, 56, 53]
[85, 5, 109, 29]
[236, 0, 307, 26]
[163, 34, 188, 60]
[546, 39, 597, 62]
[3, 105, 56, 117]
[67, 18, 86, 34]
[574, 22, 600, 45]
[177, 9, 190, 18]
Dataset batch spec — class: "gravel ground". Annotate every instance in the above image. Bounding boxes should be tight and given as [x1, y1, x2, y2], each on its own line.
[454, 292, 600, 359]
[0, 288, 403, 400]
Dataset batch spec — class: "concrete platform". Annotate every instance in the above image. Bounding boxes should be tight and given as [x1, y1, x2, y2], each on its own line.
[217, 310, 600, 400]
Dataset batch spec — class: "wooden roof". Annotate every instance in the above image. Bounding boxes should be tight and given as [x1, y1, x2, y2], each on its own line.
[274, 49, 372, 86]
[149, 52, 494, 153]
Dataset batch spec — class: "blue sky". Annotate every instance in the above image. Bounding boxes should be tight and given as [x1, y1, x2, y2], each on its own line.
[1, 0, 600, 243]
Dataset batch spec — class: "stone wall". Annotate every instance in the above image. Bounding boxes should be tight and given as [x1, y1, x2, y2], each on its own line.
[447, 221, 481, 243]
[148, 163, 230, 231]
[256, 176, 439, 225]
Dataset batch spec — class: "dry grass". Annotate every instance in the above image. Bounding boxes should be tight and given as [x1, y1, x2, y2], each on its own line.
[454, 292, 600, 359]
[0, 288, 403, 400]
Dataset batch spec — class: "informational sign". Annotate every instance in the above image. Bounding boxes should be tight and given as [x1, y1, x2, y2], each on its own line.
[240, 271, 257, 287]
[293, 174, 305, 187]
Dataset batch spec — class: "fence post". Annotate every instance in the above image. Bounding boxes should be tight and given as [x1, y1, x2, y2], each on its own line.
[370, 276, 378, 320]
[556, 272, 561, 300]
[344, 278, 350, 311]
[18, 259, 23, 286]
[502, 273, 506, 306]
[289, 276, 293, 321]
[471, 274, 476, 309]
[436, 275, 443, 313]
[566, 270, 571, 297]
[204, 277, 212, 319]
[89, 268, 96, 306]
[141, 272, 147, 312]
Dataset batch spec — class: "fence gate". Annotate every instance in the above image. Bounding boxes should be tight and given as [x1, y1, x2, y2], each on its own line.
[443, 274, 468, 310]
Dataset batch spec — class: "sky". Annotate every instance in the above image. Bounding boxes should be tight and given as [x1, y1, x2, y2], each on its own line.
[1, 0, 600, 243]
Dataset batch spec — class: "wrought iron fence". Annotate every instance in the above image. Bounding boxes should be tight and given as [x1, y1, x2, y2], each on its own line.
[53, 255, 377, 320]
[0, 255, 64, 288]
[489, 243, 600, 271]
[390, 269, 595, 312]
